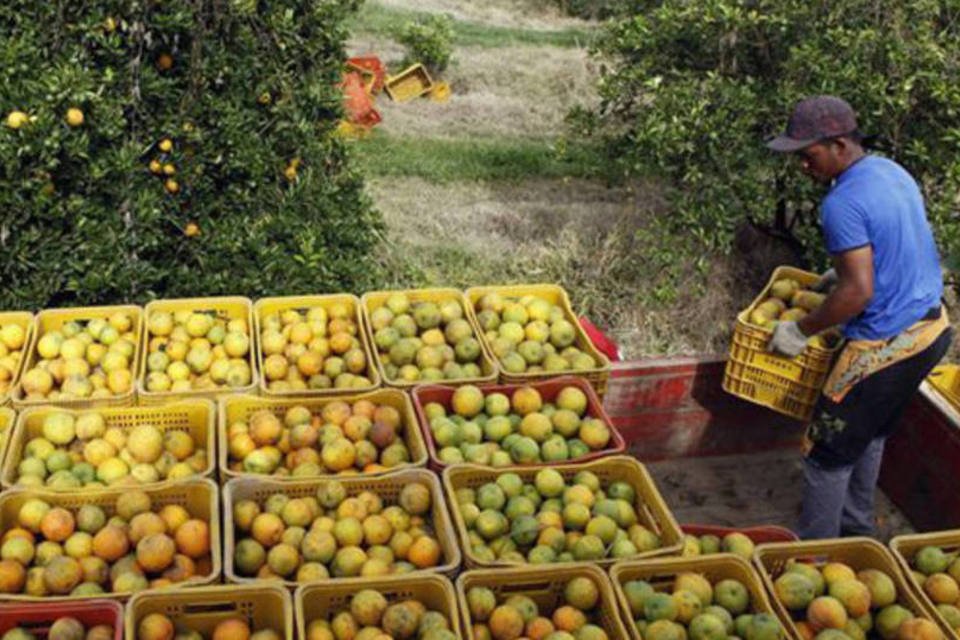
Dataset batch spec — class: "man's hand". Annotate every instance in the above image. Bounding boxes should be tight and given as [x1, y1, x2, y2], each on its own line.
[768, 321, 808, 358]
[797, 247, 873, 337]
[813, 268, 838, 293]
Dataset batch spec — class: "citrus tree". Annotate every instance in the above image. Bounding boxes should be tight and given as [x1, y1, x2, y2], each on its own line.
[578, 1, 960, 266]
[0, 0, 382, 310]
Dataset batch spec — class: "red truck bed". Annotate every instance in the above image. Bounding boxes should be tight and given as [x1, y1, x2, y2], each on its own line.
[604, 357, 960, 536]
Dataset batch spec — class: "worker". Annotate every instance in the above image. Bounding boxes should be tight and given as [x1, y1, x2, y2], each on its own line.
[766, 95, 952, 539]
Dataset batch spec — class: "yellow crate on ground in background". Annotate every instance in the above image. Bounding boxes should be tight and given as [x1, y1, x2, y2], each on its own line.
[384, 64, 434, 102]
[890, 530, 960, 640]
[295, 574, 460, 640]
[126, 584, 292, 640]
[253, 294, 380, 397]
[361, 288, 498, 389]
[217, 390, 427, 484]
[464, 283, 611, 397]
[0, 312, 34, 407]
[754, 538, 941, 640]
[722, 266, 842, 422]
[2, 399, 215, 490]
[13, 305, 142, 410]
[138, 296, 257, 405]
[610, 554, 777, 640]
[442, 455, 683, 570]
[0, 478, 220, 601]
[223, 468, 461, 586]
[456, 564, 630, 640]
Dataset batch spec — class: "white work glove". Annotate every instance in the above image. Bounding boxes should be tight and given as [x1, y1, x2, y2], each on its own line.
[768, 321, 808, 358]
[813, 268, 838, 293]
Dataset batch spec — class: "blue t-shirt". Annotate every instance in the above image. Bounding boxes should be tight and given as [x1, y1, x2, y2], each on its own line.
[821, 155, 942, 340]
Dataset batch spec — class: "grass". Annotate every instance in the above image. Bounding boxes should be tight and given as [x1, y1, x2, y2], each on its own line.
[350, 3, 597, 49]
[348, 132, 605, 182]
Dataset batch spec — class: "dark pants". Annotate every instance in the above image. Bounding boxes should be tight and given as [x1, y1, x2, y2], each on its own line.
[797, 326, 952, 539]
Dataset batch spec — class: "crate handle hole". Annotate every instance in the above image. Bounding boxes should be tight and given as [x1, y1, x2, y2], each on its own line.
[183, 602, 240, 614]
[498, 581, 553, 594]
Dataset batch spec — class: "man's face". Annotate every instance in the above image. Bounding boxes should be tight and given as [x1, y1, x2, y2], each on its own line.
[796, 140, 840, 183]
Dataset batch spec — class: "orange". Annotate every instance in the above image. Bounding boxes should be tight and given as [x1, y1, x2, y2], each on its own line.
[92, 525, 129, 562]
[40, 507, 75, 542]
[408, 536, 441, 569]
[372, 406, 401, 430]
[329, 333, 353, 355]
[251, 513, 285, 547]
[159, 504, 191, 534]
[162, 554, 196, 582]
[136, 533, 176, 572]
[0, 559, 26, 593]
[212, 618, 251, 640]
[489, 606, 524, 640]
[322, 401, 352, 426]
[42, 555, 82, 595]
[552, 606, 587, 633]
[526, 617, 555, 640]
[129, 512, 167, 544]
[174, 519, 210, 559]
[352, 400, 376, 419]
[138, 613, 175, 640]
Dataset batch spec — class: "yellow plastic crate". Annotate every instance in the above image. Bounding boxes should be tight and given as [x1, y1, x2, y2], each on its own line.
[384, 64, 434, 102]
[0, 408, 14, 478]
[442, 455, 683, 569]
[1, 399, 216, 490]
[13, 305, 143, 410]
[890, 530, 960, 640]
[0, 478, 220, 601]
[253, 294, 380, 397]
[361, 288, 498, 389]
[456, 564, 630, 640]
[217, 390, 428, 483]
[722, 266, 842, 422]
[223, 469, 461, 586]
[295, 574, 460, 640]
[138, 296, 257, 405]
[610, 554, 777, 640]
[126, 584, 292, 640]
[754, 538, 938, 640]
[0, 311, 34, 407]
[927, 365, 960, 414]
[464, 283, 612, 397]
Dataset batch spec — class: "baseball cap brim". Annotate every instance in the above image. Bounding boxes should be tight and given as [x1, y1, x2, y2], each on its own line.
[766, 135, 820, 153]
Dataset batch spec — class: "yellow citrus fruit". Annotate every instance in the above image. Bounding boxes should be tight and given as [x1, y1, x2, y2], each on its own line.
[65, 108, 84, 127]
[6, 111, 29, 129]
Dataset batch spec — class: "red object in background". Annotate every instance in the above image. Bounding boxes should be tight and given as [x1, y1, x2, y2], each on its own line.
[681, 524, 799, 544]
[340, 72, 381, 127]
[579, 316, 621, 362]
[347, 56, 387, 94]
[0, 600, 123, 640]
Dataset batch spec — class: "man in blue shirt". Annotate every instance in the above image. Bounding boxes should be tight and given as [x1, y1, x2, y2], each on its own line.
[766, 96, 952, 539]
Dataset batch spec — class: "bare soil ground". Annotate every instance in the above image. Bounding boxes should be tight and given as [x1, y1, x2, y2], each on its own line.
[645, 449, 914, 541]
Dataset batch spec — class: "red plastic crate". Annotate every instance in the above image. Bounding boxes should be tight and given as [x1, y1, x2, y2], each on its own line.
[412, 374, 626, 472]
[681, 524, 799, 544]
[0, 600, 123, 640]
